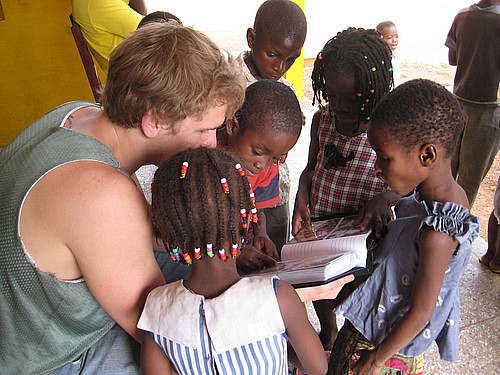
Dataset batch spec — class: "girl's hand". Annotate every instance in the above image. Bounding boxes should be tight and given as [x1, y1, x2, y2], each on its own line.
[236, 245, 278, 275]
[351, 349, 383, 375]
[292, 198, 312, 236]
[354, 191, 401, 238]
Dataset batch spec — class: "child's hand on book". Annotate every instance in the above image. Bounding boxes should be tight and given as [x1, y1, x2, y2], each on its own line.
[236, 245, 278, 275]
[354, 192, 397, 238]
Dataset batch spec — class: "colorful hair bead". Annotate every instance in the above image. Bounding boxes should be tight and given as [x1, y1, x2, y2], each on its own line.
[364, 55, 368, 59]
[235, 163, 246, 176]
[381, 60, 385, 65]
[183, 252, 193, 265]
[251, 208, 259, 223]
[219, 248, 227, 261]
[241, 209, 248, 229]
[231, 244, 238, 258]
[318, 55, 323, 60]
[194, 247, 202, 260]
[388, 67, 394, 71]
[206, 244, 214, 258]
[180, 162, 189, 179]
[371, 67, 376, 71]
[171, 247, 181, 262]
[365, 99, 370, 103]
[221, 178, 229, 194]
[357, 93, 362, 97]
[370, 89, 375, 93]
[249, 189, 256, 205]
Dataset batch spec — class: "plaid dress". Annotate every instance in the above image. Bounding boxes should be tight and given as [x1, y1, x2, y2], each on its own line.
[310, 105, 387, 218]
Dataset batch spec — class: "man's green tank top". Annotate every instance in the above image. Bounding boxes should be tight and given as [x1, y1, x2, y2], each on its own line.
[0, 102, 126, 375]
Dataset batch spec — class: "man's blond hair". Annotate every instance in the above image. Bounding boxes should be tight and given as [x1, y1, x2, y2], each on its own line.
[101, 23, 245, 129]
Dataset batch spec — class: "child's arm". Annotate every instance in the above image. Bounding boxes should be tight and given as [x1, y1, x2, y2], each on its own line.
[353, 190, 402, 238]
[141, 332, 178, 375]
[352, 228, 458, 375]
[292, 110, 321, 236]
[277, 280, 328, 375]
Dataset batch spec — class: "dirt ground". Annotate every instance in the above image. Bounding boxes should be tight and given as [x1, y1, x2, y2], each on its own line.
[302, 61, 499, 239]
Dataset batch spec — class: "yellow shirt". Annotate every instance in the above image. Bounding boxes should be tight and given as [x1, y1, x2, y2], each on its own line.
[72, 0, 142, 75]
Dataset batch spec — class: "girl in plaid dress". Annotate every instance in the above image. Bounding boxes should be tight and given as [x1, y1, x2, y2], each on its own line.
[292, 28, 401, 352]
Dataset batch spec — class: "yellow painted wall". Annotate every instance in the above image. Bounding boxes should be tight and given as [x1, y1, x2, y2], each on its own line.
[0, 0, 95, 147]
[283, 0, 305, 97]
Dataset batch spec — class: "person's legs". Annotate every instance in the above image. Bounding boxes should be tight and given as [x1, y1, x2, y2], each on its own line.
[313, 299, 338, 351]
[456, 103, 500, 207]
[263, 202, 290, 255]
[51, 324, 140, 375]
[481, 177, 500, 273]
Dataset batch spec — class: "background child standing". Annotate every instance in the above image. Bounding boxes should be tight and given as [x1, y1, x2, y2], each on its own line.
[376, 21, 401, 87]
[236, 0, 307, 253]
[329, 79, 480, 375]
[292, 27, 399, 351]
[139, 148, 328, 375]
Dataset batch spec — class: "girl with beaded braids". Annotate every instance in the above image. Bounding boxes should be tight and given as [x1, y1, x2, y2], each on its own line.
[138, 147, 330, 375]
[292, 27, 401, 352]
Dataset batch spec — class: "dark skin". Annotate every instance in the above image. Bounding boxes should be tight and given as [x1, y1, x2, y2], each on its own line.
[353, 126, 468, 375]
[142, 231, 328, 375]
[292, 70, 401, 238]
[245, 28, 304, 81]
[217, 119, 299, 273]
[128, 0, 147, 16]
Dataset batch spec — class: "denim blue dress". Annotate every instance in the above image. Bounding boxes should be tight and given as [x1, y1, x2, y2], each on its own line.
[335, 194, 480, 361]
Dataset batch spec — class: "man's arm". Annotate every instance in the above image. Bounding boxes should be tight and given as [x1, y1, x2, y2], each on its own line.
[129, 0, 147, 16]
[59, 163, 164, 341]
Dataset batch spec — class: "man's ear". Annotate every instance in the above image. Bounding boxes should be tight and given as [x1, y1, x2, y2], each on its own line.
[419, 143, 437, 167]
[141, 109, 161, 138]
[225, 117, 240, 137]
[246, 28, 256, 49]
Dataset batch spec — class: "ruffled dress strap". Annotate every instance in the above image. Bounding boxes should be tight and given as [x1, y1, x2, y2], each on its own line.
[420, 201, 480, 249]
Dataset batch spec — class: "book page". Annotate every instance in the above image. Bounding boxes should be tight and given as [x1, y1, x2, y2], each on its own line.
[281, 235, 368, 261]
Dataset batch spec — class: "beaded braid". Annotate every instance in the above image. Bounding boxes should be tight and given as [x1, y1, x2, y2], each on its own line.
[311, 27, 394, 127]
[151, 148, 253, 263]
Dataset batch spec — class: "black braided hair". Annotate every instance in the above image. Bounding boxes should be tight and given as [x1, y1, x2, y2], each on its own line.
[311, 27, 394, 126]
[151, 148, 253, 262]
[370, 79, 466, 158]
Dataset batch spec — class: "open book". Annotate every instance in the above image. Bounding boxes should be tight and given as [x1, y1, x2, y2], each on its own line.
[254, 215, 375, 287]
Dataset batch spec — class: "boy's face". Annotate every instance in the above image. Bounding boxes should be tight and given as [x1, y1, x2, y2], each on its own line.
[227, 121, 298, 176]
[246, 29, 303, 80]
[380, 26, 398, 51]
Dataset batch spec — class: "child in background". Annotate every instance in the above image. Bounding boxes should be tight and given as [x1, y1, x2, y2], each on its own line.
[217, 79, 303, 273]
[139, 148, 328, 375]
[329, 79, 480, 375]
[236, 0, 307, 253]
[292, 27, 399, 351]
[376, 21, 401, 87]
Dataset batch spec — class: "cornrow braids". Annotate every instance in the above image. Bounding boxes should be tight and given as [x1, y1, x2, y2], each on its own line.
[151, 148, 253, 263]
[311, 27, 394, 126]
